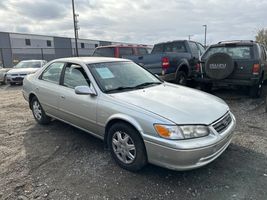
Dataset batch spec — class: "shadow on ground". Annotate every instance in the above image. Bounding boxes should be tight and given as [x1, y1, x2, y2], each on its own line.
[18, 120, 267, 200]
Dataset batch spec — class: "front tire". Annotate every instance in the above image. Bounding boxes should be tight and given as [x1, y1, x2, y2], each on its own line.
[31, 96, 51, 124]
[107, 122, 147, 171]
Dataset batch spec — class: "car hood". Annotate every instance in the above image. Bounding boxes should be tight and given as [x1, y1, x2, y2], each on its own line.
[0, 68, 11, 73]
[7, 68, 39, 74]
[109, 83, 229, 125]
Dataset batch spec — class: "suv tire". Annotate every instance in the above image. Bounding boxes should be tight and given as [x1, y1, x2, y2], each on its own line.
[249, 76, 264, 98]
[205, 53, 234, 80]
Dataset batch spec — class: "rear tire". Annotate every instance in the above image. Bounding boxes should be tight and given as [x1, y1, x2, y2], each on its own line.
[2, 75, 7, 85]
[175, 71, 187, 85]
[249, 77, 264, 98]
[107, 122, 147, 171]
[31, 96, 51, 124]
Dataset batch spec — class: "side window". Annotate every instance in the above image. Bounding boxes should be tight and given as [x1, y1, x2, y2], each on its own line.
[260, 46, 266, 60]
[63, 64, 90, 89]
[189, 42, 200, 57]
[41, 62, 65, 84]
[119, 47, 133, 57]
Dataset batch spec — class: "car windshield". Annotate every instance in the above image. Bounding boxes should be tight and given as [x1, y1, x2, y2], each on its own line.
[88, 61, 162, 93]
[14, 61, 41, 68]
[202, 46, 254, 60]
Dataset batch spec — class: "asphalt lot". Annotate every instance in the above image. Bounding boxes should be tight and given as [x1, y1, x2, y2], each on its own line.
[0, 84, 267, 200]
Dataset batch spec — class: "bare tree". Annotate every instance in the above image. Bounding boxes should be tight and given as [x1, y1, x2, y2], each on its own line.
[255, 28, 267, 46]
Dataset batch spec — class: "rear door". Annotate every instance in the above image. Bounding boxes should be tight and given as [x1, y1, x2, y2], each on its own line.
[57, 63, 98, 134]
[37, 62, 65, 117]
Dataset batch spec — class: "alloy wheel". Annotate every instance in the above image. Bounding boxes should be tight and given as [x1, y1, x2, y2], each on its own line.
[112, 131, 136, 164]
[32, 100, 42, 120]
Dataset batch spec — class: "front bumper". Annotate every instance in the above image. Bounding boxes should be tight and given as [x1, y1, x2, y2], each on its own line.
[143, 112, 236, 171]
[6, 75, 26, 84]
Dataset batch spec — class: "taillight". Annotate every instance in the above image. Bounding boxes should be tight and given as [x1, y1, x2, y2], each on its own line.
[161, 57, 170, 70]
[252, 64, 260, 75]
[195, 63, 200, 72]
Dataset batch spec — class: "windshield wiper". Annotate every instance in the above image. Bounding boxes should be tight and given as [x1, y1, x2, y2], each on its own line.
[106, 86, 136, 93]
[133, 82, 162, 88]
[106, 82, 162, 93]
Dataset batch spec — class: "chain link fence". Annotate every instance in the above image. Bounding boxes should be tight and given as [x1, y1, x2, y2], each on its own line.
[0, 48, 95, 67]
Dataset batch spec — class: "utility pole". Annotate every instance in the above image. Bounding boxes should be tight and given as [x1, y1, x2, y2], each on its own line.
[72, 0, 79, 57]
[203, 25, 207, 47]
[188, 35, 193, 41]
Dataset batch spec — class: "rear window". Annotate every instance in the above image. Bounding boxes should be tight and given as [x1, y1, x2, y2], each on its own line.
[203, 46, 254, 60]
[119, 47, 133, 57]
[152, 42, 187, 53]
[93, 47, 114, 57]
[137, 47, 149, 55]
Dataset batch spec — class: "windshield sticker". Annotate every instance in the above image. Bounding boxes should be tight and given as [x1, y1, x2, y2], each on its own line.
[95, 67, 114, 79]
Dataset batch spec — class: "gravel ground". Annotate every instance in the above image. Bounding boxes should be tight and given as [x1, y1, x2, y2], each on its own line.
[0, 84, 267, 200]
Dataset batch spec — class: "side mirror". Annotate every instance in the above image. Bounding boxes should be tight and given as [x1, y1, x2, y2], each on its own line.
[75, 86, 97, 96]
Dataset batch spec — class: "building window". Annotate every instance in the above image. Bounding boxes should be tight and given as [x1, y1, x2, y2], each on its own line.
[47, 40, 52, 47]
[95, 44, 98, 48]
[81, 43, 85, 48]
[25, 39, 31, 46]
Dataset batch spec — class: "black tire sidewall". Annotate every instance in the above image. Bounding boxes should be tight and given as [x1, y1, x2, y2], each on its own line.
[205, 53, 234, 80]
[175, 71, 187, 85]
[31, 97, 51, 124]
[107, 122, 147, 171]
[249, 77, 264, 98]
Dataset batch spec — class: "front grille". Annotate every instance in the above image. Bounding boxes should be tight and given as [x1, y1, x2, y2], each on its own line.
[213, 112, 232, 134]
[11, 74, 18, 76]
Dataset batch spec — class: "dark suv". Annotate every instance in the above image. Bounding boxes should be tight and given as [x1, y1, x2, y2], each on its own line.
[194, 40, 267, 98]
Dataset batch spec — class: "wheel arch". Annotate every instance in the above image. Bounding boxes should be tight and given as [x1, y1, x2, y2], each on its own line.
[176, 61, 190, 78]
[103, 114, 145, 149]
[29, 92, 37, 110]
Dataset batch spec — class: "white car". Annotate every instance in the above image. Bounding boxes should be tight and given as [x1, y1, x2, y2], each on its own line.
[6, 60, 47, 85]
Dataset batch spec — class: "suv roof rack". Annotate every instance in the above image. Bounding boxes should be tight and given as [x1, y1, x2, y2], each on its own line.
[218, 40, 254, 44]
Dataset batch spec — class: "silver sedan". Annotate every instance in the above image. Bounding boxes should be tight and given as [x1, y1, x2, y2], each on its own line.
[22, 57, 236, 171]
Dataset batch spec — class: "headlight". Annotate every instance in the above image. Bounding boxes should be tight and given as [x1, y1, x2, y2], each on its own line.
[180, 125, 210, 139]
[154, 124, 210, 140]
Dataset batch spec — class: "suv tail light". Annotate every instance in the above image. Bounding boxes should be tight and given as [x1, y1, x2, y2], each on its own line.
[252, 64, 260, 75]
[161, 57, 170, 70]
[195, 63, 200, 72]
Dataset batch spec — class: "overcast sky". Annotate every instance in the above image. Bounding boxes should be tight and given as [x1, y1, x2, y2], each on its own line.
[0, 0, 267, 45]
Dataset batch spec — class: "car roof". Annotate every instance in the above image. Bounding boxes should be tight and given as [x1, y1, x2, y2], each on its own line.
[53, 57, 130, 64]
[210, 40, 258, 47]
[95, 44, 150, 49]
[20, 60, 45, 62]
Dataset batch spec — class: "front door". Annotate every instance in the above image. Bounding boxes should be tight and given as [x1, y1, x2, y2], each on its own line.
[57, 63, 99, 135]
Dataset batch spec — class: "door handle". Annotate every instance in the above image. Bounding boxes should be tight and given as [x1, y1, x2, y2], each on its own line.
[60, 95, 65, 99]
